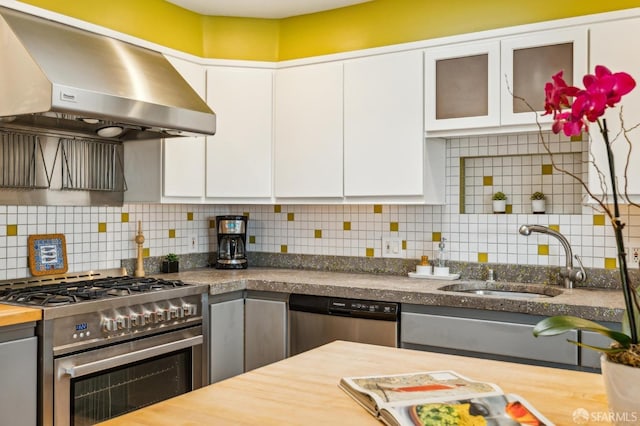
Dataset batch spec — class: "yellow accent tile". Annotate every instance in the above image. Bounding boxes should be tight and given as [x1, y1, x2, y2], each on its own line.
[549, 224, 560, 232]
[209, 219, 216, 229]
[314, 229, 322, 238]
[402, 240, 407, 250]
[143, 248, 150, 257]
[121, 213, 129, 223]
[605, 258, 617, 269]
[541, 164, 553, 175]
[249, 235, 256, 244]
[243, 212, 250, 218]
[478, 252, 488, 263]
[169, 229, 176, 238]
[538, 244, 549, 255]
[280, 244, 288, 253]
[274, 205, 281, 213]
[187, 212, 194, 221]
[366, 247, 374, 257]
[432, 232, 441, 242]
[98, 223, 107, 233]
[593, 215, 606, 226]
[570, 134, 583, 142]
[373, 205, 383, 214]
[343, 222, 351, 231]
[505, 204, 512, 214]
[6, 224, 17, 236]
[483, 176, 493, 186]
[287, 212, 295, 221]
[390, 222, 399, 232]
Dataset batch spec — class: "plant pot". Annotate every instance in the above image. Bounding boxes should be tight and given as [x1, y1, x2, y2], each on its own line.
[601, 354, 640, 424]
[492, 200, 506, 214]
[532, 199, 546, 214]
[161, 260, 179, 273]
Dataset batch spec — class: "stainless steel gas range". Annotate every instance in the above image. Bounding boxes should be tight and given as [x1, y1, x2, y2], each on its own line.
[0, 269, 208, 426]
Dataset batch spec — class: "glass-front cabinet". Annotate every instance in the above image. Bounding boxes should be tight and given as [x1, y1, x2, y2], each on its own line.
[500, 27, 588, 126]
[425, 41, 500, 131]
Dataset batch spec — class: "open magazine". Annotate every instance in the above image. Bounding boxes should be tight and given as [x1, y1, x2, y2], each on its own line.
[339, 371, 554, 426]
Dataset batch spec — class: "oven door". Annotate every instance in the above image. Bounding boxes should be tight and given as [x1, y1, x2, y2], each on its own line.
[54, 327, 203, 426]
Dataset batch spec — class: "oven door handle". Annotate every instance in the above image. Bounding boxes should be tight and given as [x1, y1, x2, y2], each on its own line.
[62, 335, 203, 378]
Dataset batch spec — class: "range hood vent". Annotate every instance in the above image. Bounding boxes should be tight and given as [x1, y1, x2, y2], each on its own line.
[0, 6, 216, 141]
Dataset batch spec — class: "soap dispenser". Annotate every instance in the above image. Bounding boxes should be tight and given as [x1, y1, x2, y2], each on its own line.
[434, 237, 449, 276]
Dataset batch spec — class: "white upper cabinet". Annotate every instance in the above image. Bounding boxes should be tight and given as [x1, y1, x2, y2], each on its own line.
[500, 27, 588, 126]
[344, 50, 430, 199]
[205, 67, 273, 201]
[425, 41, 501, 131]
[274, 62, 343, 199]
[588, 18, 640, 201]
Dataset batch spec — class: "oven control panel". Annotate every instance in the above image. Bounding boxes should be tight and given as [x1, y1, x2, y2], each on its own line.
[50, 294, 203, 350]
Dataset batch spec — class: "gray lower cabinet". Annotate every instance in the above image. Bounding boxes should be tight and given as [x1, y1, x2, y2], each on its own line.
[209, 292, 245, 384]
[580, 325, 621, 370]
[401, 305, 578, 367]
[244, 291, 288, 371]
[0, 323, 37, 426]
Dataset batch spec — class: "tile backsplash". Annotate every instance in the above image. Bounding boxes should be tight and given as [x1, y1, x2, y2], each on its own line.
[1, 131, 639, 281]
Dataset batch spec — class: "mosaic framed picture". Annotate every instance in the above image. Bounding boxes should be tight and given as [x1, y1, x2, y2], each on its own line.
[28, 234, 68, 276]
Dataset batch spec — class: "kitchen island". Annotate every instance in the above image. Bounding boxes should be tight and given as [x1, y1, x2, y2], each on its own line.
[98, 340, 611, 425]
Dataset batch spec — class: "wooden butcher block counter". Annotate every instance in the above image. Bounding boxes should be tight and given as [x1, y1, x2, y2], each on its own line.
[0, 303, 41, 326]
[99, 340, 611, 426]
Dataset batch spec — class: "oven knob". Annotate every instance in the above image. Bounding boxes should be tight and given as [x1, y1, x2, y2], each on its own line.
[155, 309, 166, 322]
[116, 316, 130, 330]
[103, 318, 117, 332]
[144, 312, 152, 324]
[169, 307, 178, 319]
[130, 313, 140, 327]
[176, 306, 184, 318]
[183, 304, 196, 316]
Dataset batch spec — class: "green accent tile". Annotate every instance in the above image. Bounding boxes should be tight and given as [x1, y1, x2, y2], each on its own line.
[402, 240, 407, 250]
[538, 244, 549, 256]
[483, 176, 493, 186]
[274, 205, 281, 213]
[314, 229, 322, 238]
[366, 247, 374, 257]
[121, 213, 129, 223]
[432, 232, 441, 242]
[390, 222, 399, 232]
[541, 164, 553, 175]
[98, 223, 107, 233]
[605, 258, 617, 269]
[249, 235, 256, 244]
[478, 252, 488, 263]
[143, 248, 150, 257]
[343, 222, 351, 231]
[169, 229, 176, 238]
[593, 215, 606, 226]
[373, 205, 383, 214]
[6, 224, 17, 236]
[505, 204, 512, 214]
[549, 224, 560, 232]
[280, 244, 288, 253]
[209, 219, 216, 229]
[287, 212, 295, 221]
[187, 212, 194, 221]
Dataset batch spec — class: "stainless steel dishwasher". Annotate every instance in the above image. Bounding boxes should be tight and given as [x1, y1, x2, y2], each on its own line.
[288, 294, 399, 356]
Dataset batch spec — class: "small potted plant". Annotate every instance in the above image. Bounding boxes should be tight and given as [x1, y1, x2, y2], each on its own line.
[161, 253, 179, 273]
[530, 191, 546, 214]
[492, 192, 507, 214]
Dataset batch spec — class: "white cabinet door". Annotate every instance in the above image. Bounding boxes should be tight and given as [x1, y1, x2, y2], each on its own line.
[589, 18, 640, 201]
[425, 41, 501, 131]
[163, 56, 207, 198]
[206, 67, 273, 200]
[344, 50, 425, 197]
[274, 62, 343, 198]
[500, 27, 588, 126]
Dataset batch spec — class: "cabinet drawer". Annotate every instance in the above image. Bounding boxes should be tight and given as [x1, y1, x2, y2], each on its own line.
[402, 312, 578, 365]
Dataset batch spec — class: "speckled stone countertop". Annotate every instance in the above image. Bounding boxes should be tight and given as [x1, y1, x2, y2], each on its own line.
[157, 267, 625, 323]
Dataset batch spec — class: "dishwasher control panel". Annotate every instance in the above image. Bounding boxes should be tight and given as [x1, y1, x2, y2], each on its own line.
[329, 299, 397, 315]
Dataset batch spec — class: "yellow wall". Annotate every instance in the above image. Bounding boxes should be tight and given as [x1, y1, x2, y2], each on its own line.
[18, 0, 640, 61]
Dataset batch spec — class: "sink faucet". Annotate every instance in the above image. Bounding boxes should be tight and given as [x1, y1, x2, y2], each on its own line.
[518, 224, 587, 289]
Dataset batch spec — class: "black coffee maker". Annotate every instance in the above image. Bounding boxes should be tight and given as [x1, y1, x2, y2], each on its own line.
[215, 215, 248, 269]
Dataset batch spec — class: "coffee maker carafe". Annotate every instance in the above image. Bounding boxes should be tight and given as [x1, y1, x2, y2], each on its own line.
[215, 215, 248, 269]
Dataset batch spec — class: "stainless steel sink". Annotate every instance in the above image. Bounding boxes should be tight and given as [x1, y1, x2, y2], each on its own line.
[438, 282, 562, 299]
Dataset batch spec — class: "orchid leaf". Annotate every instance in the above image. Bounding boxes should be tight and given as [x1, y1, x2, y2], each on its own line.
[533, 315, 632, 348]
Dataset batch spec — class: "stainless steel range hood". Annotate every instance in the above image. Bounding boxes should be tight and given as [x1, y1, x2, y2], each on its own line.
[0, 6, 216, 141]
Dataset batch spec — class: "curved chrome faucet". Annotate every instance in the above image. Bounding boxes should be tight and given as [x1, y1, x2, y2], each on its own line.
[519, 224, 587, 288]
